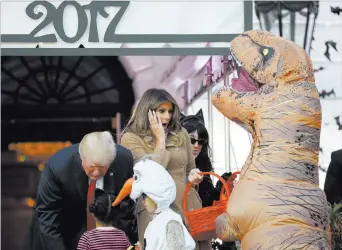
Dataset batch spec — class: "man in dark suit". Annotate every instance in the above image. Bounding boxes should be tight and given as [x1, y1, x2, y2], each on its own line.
[324, 149, 342, 205]
[29, 131, 137, 250]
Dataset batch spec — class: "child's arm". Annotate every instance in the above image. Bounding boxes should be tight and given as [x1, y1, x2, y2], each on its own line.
[77, 232, 89, 250]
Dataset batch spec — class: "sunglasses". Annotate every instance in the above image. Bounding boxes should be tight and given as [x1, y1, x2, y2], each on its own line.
[190, 138, 207, 146]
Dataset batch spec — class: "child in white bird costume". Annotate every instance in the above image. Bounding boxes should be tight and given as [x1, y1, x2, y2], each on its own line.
[112, 158, 196, 250]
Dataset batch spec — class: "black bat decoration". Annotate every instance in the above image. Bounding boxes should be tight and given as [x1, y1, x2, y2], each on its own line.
[319, 89, 336, 99]
[314, 66, 325, 73]
[319, 147, 323, 153]
[36, 44, 39, 48]
[324, 40, 338, 61]
[334, 115, 342, 130]
[331, 6, 342, 15]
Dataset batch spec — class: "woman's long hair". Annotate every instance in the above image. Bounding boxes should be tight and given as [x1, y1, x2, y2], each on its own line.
[180, 110, 213, 172]
[123, 89, 184, 144]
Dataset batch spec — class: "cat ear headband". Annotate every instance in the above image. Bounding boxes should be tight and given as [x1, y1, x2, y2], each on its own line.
[180, 109, 205, 125]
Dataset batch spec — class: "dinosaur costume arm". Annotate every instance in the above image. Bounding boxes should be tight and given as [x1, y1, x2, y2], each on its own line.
[215, 213, 239, 242]
[212, 82, 275, 138]
[212, 84, 253, 124]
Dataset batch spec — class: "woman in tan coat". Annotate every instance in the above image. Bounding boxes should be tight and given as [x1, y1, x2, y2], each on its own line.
[120, 88, 205, 249]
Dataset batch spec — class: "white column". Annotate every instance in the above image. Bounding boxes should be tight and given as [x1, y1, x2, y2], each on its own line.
[206, 58, 214, 155]
[116, 112, 121, 144]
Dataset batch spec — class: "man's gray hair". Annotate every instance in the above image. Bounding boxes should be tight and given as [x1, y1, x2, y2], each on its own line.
[79, 131, 116, 166]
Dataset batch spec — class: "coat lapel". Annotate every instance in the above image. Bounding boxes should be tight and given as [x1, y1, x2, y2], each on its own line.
[103, 162, 116, 195]
[73, 153, 88, 201]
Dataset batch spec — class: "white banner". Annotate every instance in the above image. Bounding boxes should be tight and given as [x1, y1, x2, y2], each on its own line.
[1, 1, 245, 48]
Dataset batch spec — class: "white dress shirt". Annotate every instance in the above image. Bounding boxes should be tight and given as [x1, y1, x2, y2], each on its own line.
[89, 177, 104, 190]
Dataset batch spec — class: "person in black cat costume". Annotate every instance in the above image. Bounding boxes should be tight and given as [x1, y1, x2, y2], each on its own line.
[180, 110, 238, 250]
[180, 109, 221, 207]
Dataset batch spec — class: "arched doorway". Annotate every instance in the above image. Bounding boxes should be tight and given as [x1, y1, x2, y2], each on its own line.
[1, 56, 135, 148]
[1, 55, 135, 250]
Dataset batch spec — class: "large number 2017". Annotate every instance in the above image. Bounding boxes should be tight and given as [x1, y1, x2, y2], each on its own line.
[26, 1, 130, 43]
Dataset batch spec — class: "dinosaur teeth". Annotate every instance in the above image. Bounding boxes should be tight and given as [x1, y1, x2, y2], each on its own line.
[252, 78, 261, 88]
[231, 51, 242, 66]
[230, 50, 264, 89]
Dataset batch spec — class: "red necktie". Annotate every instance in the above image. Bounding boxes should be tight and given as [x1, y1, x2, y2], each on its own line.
[87, 180, 96, 230]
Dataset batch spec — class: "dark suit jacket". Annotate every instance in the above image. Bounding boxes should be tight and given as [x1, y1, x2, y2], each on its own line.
[324, 149, 342, 205]
[28, 143, 137, 250]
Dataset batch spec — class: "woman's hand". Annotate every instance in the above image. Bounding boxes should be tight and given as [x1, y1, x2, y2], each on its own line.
[148, 110, 166, 143]
[188, 168, 203, 184]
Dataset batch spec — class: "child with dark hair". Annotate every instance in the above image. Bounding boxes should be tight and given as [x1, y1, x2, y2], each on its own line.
[77, 189, 132, 250]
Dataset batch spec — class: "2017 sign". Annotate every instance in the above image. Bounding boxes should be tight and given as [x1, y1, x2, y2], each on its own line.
[26, 1, 129, 43]
[1, 0, 250, 44]
[3, 1, 130, 43]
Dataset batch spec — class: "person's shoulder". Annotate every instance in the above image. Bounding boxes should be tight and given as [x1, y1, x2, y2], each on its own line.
[46, 144, 79, 170]
[116, 144, 133, 159]
[331, 149, 342, 160]
[79, 230, 90, 240]
[120, 132, 146, 147]
[176, 127, 190, 143]
[179, 127, 189, 136]
[112, 229, 130, 244]
[116, 143, 131, 154]
[81, 230, 90, 236]
[121, 132, 142, 141]
[112, 227, 128, 236]
[95, 228, 129, 241]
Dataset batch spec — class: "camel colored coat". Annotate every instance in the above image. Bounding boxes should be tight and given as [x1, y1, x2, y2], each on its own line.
[120, 128, 202, 245]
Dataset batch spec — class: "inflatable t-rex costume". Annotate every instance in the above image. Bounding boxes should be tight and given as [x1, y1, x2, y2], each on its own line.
[212, 30, 331, 249]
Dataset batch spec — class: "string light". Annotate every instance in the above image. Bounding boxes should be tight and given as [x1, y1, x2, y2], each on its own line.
[17, 155, 26, 162]
[9, 142, 72, 158]
[38, 162, 45, 172]
[24, 197, 36, 208]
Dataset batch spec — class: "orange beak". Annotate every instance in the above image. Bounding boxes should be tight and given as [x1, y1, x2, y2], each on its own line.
[111, 178, 133, 207]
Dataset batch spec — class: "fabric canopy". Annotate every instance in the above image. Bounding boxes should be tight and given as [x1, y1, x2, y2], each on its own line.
[119, 55, 227, 110]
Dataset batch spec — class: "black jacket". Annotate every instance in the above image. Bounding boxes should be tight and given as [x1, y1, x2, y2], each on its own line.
[324, 149, 342, 205]
[28, 143, 137, 250]
[198, 176, 220, 207]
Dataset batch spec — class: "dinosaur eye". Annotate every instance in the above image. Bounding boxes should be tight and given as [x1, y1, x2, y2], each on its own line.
[259, 46, 274, 63]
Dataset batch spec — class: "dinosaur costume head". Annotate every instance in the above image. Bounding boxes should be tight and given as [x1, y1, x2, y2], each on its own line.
[212, 30, 330, 248]
[213, 29, 321, 182]
[229, 29, 315, 92]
